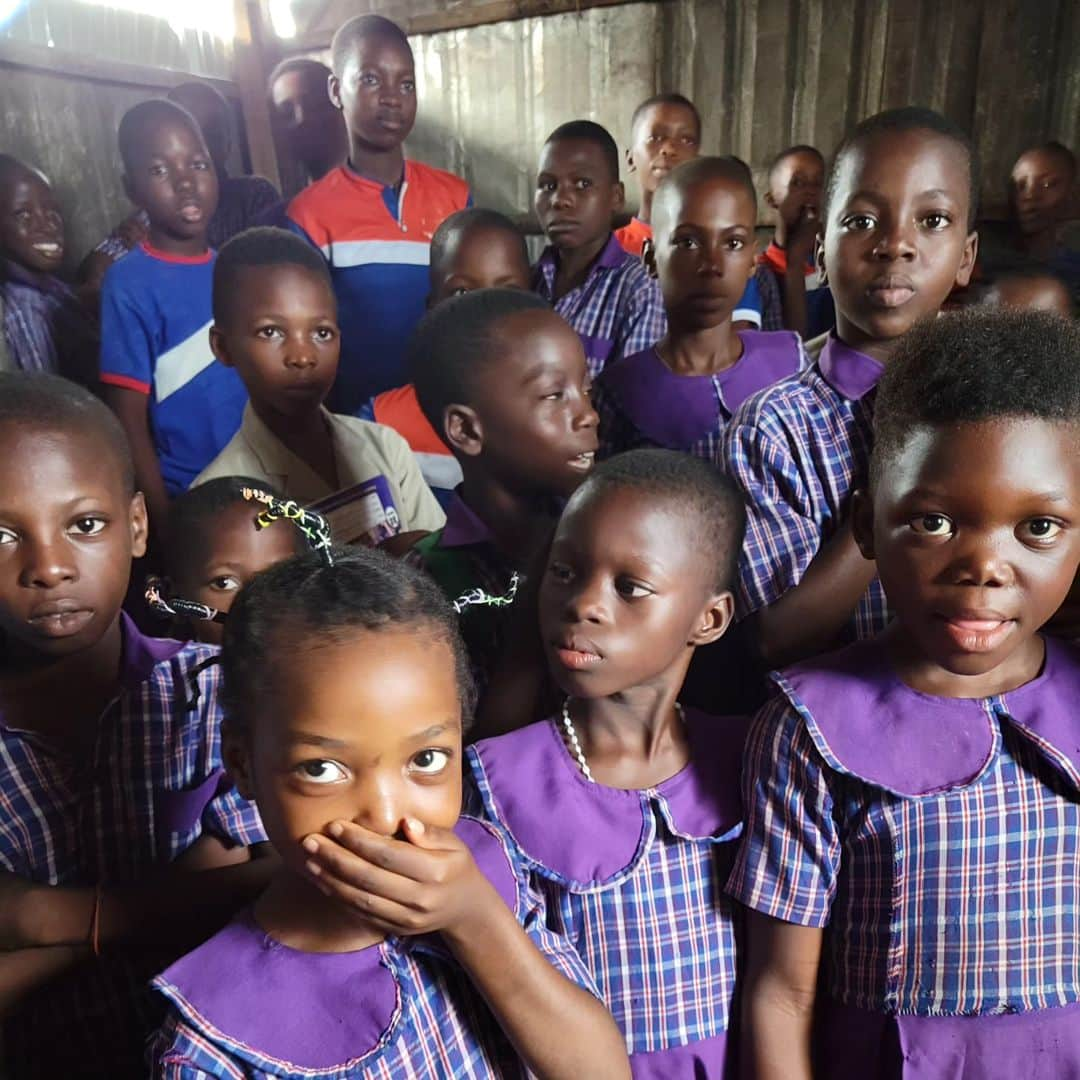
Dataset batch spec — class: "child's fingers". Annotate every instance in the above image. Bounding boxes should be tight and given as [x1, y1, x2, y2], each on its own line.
[304, 842, 427, 906]
[309, 870, 428, 934]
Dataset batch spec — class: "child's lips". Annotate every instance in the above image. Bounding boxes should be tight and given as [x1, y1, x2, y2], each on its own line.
[27, 600, 94, 638]
[866, 278, 916, 308]
[937, 613, 1016, 654]
[566, 450, 595, 473]
[31, 240, 63, 259]
[552, 637, 603, 670]
[178, 201, 204, 223]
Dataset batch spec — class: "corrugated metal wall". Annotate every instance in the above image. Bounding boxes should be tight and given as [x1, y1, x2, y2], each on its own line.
[1, 0, 1076, 266]
[403, 0, 1080, 221]
[0, 0, 237, 266]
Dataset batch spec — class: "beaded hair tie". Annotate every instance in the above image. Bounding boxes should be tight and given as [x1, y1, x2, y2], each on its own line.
[451, 571, 520, 614]
[144, 489, 335, 624]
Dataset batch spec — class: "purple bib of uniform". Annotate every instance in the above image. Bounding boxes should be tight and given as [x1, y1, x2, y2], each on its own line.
[597, 330, 801, 448]
[777, 637, 1080, 797]
[154, 816, 517, 1071]
[468, 710, 747, 887]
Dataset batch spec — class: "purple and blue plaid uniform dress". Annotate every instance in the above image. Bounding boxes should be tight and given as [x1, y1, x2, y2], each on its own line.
[150, 817, 602, 1079]
[0, 614, 265, 1078]
[595, 331, 807, 461]
[468, 711, 748, 1077]
[728, 636, 1080, 1078]
[533, 233, 667, 379]
[721, 333, 890, 640]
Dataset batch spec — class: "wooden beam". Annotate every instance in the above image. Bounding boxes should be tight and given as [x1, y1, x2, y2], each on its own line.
[0, 37, 237, 95]
[231, 0, 282, 186]
[289, 0, 651, 51]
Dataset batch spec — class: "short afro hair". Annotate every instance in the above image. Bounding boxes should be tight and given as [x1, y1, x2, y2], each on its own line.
[768, 144, 825, 184]
[165, 475, 298, 583]
[574, 449, 746, 592]
[825, 107, 979, 230]
[118, 99, 204, 175]
[0, 372, 134, 494]
[1016, 140, 1077, 180]
[409, 287, 552, 435]
[652, 156, 757, 234]
[212, 227, 333, 326]
[429, 208, 529, 286]
[872, 308, 1080, 485]
[221, 546, 474, 733]
[543, 120, 621, 184]
[331, 14, 411, 78]
[629, 93, 701, 141]
[267, 56, 332, 93]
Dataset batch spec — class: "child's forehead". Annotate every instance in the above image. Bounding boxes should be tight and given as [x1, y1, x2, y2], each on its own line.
[0, 420, 130, 498]
[540, 137, 610, 176]
[634, 102, 699, 137]
[446, 225, 525, 266]
[233, 260, 333, 301]
[132, 116, 205, 161]
[667, 175, 755, 222]
[775, 150, 823, 181]
[347, 31, 414, 72]
[1013, 148, 1072, 179]
[832, 128, 970, 202]
[0, 163, 51, 204]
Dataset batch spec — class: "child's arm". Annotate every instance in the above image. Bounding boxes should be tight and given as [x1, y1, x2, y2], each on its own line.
[304, 819, 631, 1079]
[740, 912, 822, 1080]
[778, 210, 820, 338]
[0, 946, 87, 1016]
[723, 417, 876, 668]
[752, 517, 877, 668]
[103, 385, 170, 536]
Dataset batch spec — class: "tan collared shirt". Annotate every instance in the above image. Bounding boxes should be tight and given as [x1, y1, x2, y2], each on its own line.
[192, 404, 445, 544]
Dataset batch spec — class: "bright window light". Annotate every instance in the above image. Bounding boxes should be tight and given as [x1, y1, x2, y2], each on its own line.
[73, 0, 235, 40]
[268, 0, 296, 39]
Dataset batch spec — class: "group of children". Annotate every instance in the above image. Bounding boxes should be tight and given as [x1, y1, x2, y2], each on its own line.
[1, 8, 1080, 1080]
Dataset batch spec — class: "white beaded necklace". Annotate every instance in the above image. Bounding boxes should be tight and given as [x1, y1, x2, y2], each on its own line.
[560, 699, 685, 785]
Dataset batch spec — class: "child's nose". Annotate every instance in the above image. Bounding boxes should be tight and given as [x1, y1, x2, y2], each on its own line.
[285, 338, 317, 368]
[950, 539, 1014, 589]
[551, 184, 574, 209]
[565, 579, 607, 624]
[20, 538, 78, 589]
[872, 219, 916, 259]
[350, 778, 401, 837]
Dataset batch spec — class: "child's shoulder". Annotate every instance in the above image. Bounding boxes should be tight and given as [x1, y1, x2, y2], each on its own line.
[769, 635, 1080, 800]
[153, 913, 403, 1076]
[468, 713, 747, 888]
[404, 159, 471, 203]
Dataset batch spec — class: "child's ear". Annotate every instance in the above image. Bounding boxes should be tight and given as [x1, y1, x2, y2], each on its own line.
[851, 488, 876, 561]
[816, 236, 828, 286]
[209, 325, 233, 367]
[328, 72, 343, 111]
[612, 181, 626, 215]
[624, 147, 636, 175]
[130, 491, 149, 560]
[689, 590, 735, 647]
[222, 724, 256, 801]
[642, 238, 658, 278]
[444, 404, 483, 457]
[763, 189, 777, 211]
[121, 172, 136, 206]
[954, 229, 979, 289]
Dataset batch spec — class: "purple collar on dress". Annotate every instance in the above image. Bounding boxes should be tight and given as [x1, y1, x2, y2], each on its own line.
[153, 816, 517, 1071]
[817, 333, 884, 401]
[467, 710, 747, 888]
[120, 611, 187, 689]
[598, 331, 802, 447]
[438, 490, 498, 549]
[777, 636, 1080, 797]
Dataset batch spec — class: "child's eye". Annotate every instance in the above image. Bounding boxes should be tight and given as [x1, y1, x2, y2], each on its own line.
[192, 160, 210, 171]
[256, 326, 284, 340]
[615, 578, 652, 599]
[921, 212, 952, 230]
[0, 526, 17, 545]
[726, 237, 746, 251]
[910, 513, 954, 537]
[150, 165, 168, 178]
[673, 235, 699, 250]
[548, 561, 574, 584]
[360, 72, 379, 86]
[540, 387, 566, 401]
[68, 517, 106, 537]
[314, 327, 337, 342]
[401, 80, 416, 94]
[208, 575, 241, 592]
[1019, 518, 1063, 543]
[12, 208, 31, 222]
[296, 760, 349, 785]
[574, 178, 593, 191]
[842, 213, 876, 231]
[411, 748, 451, 775]
[537, 179, 556, 193]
